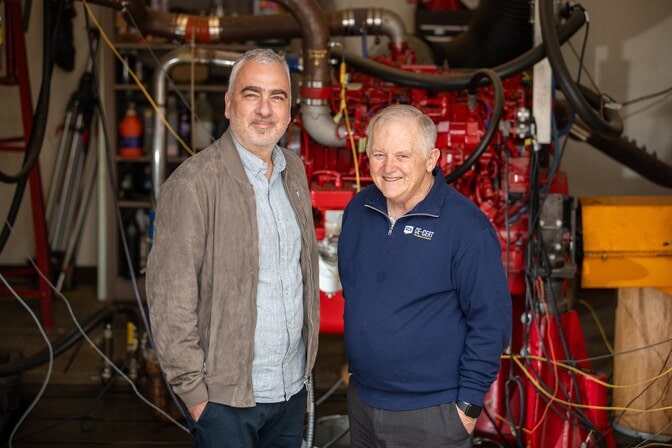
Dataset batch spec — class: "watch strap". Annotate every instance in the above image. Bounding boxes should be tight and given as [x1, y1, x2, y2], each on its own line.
[456, 400, 482, 418]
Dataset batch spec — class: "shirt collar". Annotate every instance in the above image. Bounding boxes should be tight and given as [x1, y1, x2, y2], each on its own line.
[231, 134, 287, 179]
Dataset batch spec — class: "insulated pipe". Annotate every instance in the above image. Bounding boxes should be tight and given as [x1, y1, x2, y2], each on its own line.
[268, 0, 330, 91]
[113, 4, 408, 56]
[116, 0, 331, 89]
[151, 48, 241, 197]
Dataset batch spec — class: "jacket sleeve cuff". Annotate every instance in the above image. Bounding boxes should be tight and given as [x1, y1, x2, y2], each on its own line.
[179, 380, 209, 408]
[458, 388, 487, 407]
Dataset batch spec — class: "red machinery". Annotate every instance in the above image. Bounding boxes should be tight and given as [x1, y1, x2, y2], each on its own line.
[296, 52, 615, 447]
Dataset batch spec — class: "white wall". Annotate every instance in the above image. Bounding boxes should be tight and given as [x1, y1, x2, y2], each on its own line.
[561, 0, 672, 197]
[1, 0, 670, 267]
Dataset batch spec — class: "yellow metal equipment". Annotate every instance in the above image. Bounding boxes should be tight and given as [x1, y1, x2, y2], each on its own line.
[580, 196, 672, 294]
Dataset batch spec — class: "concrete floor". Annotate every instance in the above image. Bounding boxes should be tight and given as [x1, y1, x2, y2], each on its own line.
[0, 281, 669, 447]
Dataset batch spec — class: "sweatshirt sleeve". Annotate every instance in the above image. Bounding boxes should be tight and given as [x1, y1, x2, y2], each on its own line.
[145, 177, 209, 407]
[454, 226, 513, 406]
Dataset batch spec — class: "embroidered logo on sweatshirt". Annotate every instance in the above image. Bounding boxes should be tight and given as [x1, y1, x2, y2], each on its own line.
[403, 225, 435, 240]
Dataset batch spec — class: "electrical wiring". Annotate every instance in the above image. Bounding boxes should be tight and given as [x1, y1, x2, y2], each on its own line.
[569, 336, 672, 365]
[520, 144, 612, 445]
[7, 363, 122, 444]
[335, 57, 362, 192]
[0, 213, 189, 436]
[576, 299, 614, 355]
[510, 355, 672, 414]
[505, 355, 672, 391]
[621, 86, 672, 107]
[612, 345, 672, 439]
[526, 279, 563, 439]
[541, 276, 601, 437]
[480, 406, 513, 448]
[0, 274, 54, 448]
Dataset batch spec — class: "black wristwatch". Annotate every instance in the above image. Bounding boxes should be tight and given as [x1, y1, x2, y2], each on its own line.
[456, 400, 482, 418]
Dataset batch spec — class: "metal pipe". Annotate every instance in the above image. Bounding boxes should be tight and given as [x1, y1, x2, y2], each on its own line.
[151, 48, 241, 198]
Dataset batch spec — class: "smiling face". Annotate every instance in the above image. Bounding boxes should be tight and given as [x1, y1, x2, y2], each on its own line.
[224, 59, 291, 161]
[368, 116, 439, 218]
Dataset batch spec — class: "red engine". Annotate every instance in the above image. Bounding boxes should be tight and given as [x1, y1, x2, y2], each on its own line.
[293, 59, 541, 335]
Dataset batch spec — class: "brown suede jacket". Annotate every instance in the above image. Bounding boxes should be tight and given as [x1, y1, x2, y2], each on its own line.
[146, 129, 319, 408]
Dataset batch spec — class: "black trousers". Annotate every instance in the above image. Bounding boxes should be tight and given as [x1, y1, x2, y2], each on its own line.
[183, 387, 307, 448]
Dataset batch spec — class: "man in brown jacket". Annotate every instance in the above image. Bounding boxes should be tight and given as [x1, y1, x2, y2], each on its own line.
[146, 48, 319, 448]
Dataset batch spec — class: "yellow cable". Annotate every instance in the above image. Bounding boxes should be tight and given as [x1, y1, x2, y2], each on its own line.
[339, 61, 361, 192]
[577, 299, 614, 354]
[81, 0, 194, 156]
[502, 354, 672, 390]
[527, 280, 561, 438]
[511, 355, 672, 413]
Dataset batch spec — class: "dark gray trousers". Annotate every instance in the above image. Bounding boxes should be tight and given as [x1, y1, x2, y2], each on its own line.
[347, 379, 472, 448]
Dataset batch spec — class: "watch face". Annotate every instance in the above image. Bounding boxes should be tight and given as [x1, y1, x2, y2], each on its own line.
[465, 404, 481, 418]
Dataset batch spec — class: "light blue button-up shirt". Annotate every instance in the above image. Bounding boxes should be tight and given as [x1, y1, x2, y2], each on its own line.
[234, 138, 306, 403]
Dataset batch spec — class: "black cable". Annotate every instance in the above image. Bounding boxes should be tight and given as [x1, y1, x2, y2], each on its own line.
[481, 404, 512, 447]
[445, 68, 504, 183]
[0, 0, 64, 184]
[0, 0, 65, 255]
[621, 85, 672, 107]
[575, 19, 590, 86]
[503, 375, 525, 448]
[539, 1, 622, 137]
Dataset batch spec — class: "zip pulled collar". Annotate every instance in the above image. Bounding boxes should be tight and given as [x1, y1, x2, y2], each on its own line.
[363, 167, 447, 221]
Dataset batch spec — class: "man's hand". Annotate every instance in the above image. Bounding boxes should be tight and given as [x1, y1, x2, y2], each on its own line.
[189, 400, 208, 422]
[455, 405, 478, 434]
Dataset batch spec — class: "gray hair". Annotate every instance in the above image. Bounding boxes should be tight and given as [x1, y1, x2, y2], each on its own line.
[227, 48, 291, 98]
[365, 105, 437, 159]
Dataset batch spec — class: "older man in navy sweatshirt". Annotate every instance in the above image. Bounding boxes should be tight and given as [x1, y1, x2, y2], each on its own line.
[338, 105, 512, 448]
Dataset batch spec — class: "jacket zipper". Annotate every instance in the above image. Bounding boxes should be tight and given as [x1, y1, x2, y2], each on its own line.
[365, 204, 439, 235]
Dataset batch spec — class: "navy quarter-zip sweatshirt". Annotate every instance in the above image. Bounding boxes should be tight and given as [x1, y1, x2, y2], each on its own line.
[338, 167, 512, 411]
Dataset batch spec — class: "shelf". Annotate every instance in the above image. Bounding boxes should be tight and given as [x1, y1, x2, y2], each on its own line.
[114, 83, 228, 92]
[118, 199, 152, 208]
[103, 15, 227, 300]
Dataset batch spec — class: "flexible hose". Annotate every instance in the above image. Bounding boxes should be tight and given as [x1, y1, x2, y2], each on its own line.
[539, 1, 622, 137]
[0, 0, 64, 184]
[305, 373, 315, 447]
[0, 0, 65, 254]
[445, 68, 504, 184]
